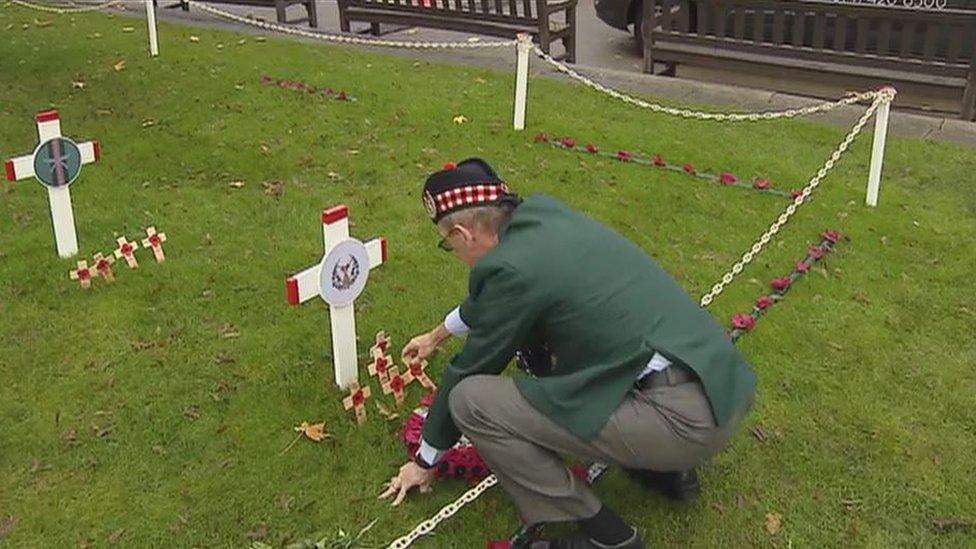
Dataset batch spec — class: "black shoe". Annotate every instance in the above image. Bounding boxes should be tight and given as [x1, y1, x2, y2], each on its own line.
[529, 529, 644, 549]
[625, 468, 700, 502]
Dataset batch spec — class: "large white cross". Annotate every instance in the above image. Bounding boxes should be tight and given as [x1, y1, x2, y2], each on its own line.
[286, 204, 387, 389]
[4, 110, 100, 258]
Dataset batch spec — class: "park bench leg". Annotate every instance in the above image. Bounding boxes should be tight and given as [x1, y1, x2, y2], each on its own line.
[565, 6, 577, 63]
[963, 63, 976, 121]
[275, 0, 287, 23]
[306, 0, 318, 27]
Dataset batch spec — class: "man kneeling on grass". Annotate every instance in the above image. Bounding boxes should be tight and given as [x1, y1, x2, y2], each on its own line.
[380, 158, 756, 549]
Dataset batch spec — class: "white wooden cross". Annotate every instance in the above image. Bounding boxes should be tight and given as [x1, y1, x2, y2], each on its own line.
[286, 204, 387, 389]
[4, 110, 100, 258]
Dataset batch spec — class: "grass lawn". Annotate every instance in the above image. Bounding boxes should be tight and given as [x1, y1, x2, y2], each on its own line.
[1, 5, 975, 547]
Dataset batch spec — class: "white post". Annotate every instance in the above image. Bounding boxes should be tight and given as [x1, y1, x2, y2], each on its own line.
[145, 0, 159, 57]
[513, 33, 531, 131]
[866, 88, 895, 207]
[48, 187, 79, 258]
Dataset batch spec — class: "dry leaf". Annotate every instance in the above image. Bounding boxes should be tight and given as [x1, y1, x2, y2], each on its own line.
[0, 516, 17, 539]
[182, 405, 200, 420]
[71, 80, 86, 89]
[247, 522, 269, 541]
[259, 143, 270, 156]
[107, 528, 125, 544]
[189, 35, 200, 43]
[113, 59, 126, 72]
[376, 402, 399, 421]
[34, 18, 52, 27]
[141, 118, 156, 128]
[765, 512, 782, 535]
[262, 180, 284, 197]
[452, 115, 468, 124]
[275, 494, 295, 512]
[217, 323, 239, 338]
[228, 181, 245, 189]
[60, 427, 78, 445]
[255, 36, 266, 42]
[751, 426, 770, 443]
[121, 26, 134, 32]
[294, 421, 330, 442]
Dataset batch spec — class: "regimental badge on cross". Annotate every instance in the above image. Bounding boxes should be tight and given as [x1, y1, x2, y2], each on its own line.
[4, 110, 100, 258]
[406, 358, 437, 391]
[92, 252, 116, 283]
[381, 365, 414, 408]
[368, 353, 393, 384]
[114, 236, 140, 269]
[69, 260, 93, 289]
[370, 330, 391, 360]
[142, 227, 167, 262]
[285, 205, 387, 390]
[342, 381, 371, 426]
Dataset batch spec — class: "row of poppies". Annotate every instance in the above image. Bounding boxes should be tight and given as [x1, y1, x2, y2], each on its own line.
[259, 75, 354, 101]
[729, 229, 842, 340]
[535, 133, 797, 199]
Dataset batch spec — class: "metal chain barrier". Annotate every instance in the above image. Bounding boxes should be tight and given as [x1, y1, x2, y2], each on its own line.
[9, 0, 120, 13]
[698, 88, 893, 307]
[185, 1, 517, 49]
[532, 45, 882, 122]
[386, 475, 497, 549]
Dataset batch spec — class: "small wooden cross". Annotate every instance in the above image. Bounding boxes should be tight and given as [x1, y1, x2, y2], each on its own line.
[370, 330, 391, 359]
[381, 365, 414, 408]
[92, 253, 116, 283]
[406, 358, 437, 391]
[142, 226, 167, 262]
[69, 260, 93, 289]
[368, 353, 393, 383]
[114, 236, 139, 268]
[342, 381, 371, 426]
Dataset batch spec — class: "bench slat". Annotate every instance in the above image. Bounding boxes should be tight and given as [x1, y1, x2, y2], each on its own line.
[946, 24, 964, 64]
[900, 20, 916, 58]
[522, 0, 530, 17]
[923, 22, 939, 62]
[812, 12, 825, 50]
[877, 18, 891, 56]
[696, 0, 708, 37]
[752, 7, 763, 43]
[678, 0, 690, 33]
[713, 0, 725, 39]
[732, 3, 745, 40]
[833, 14, 847, 51]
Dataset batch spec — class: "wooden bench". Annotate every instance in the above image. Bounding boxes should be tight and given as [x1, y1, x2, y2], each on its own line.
[337, 0, 578, 62]
[641, 0, 976, 120]
[169, 0, 318, 27]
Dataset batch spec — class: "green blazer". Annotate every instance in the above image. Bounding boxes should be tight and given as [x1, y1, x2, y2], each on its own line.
[422, 195, 756, 450]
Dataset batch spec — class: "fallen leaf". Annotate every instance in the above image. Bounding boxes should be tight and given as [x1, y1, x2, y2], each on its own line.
[60, 427, 78, 446]
[89, 32, 102, 38]
[376, 402, 399, 421]
[852, 292, 871, 305]
[0, 516, 17, 539]
[294, 421, 330, 442]
[189, 35, 200, 43]
[71, 80, 86, 89]
[255, 36, 266, 42]
[452, 115, 468, 124]
[259, 143, 270, 156]
[327, 171, 342, 180]
[107, 528, 125, 544]
[34, 18, 52, 27]
[113, 59, 126, 72]
[217, 322, 239, 338]
[30, 459, 51, 474]
[711, 502, 726, 515]
[213, 352, 235, 365]
[931, 517, 974, 533]
[751, 426, 771, 443]
[96, 109, 113, 116]
[141, 118, 156, 128]
[92, 423, 115, 438]
[130, 339, 155, 351]
[182, 405, 200, 420]
[262, 180, 284, 197]
[237, 38, 246, 45]
[121, 26, 134, 32]
[827, 341, 844, 351]
[275, 494, 294, 512]
[765, 512, 782, 535]
[228, 180, 245, 189]
[246, 522, 269, 541]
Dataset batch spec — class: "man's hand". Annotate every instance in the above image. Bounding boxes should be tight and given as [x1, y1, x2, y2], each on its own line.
[402, 331, 438, 362]
[379, 461, 435, 506]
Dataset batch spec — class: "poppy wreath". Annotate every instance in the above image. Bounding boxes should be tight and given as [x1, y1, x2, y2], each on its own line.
[259, 75, 354, 101]
[534, 132, 794, 198]
[729, 229, 843, 340]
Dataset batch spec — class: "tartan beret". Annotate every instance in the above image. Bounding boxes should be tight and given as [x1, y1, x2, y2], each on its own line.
[422, 158, 519, 223]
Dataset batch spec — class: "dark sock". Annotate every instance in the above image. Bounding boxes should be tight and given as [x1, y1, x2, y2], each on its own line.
[580, 505, 635, 547]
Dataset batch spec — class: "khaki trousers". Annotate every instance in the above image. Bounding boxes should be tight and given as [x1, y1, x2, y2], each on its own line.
[447, 374, 741, 524]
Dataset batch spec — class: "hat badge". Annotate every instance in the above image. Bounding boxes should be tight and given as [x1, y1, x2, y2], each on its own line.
[423, 190, 437, 219]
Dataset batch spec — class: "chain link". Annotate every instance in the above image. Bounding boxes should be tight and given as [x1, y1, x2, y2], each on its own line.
[186, 1, 517, 49]
[532, 45, 883, 122]
[9, 0, 120, 13]
[386, 475, 497, 549]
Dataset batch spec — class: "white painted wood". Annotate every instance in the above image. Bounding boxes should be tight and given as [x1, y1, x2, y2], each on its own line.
[866, 99, 891, 207]
[78, 141, 98, 164]
[513, 33, 530, 131]
[9, 155, 34, 180]
[323, 216, 349, 255]
[145, 0, 159, 57]
[365, 238, 384, 269]
[48, 186, 78, 258]
[36, 118, 61, 142]
[330, 303, 358, 389]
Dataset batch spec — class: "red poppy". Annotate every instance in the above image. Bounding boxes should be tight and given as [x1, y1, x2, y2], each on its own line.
[149, 235, 161, 246]
[771, 277, 791, 291]
[391, 376, 404, 392]
[731, 313, 756, 330]
[77, 268, 91, 280]
[559, 137, 576, 148]
[652, 154, 666, 167]
[534, 132, 549, 143]
[337, 91, 348, 100]
[569, 463, 590, 482]
[96, 259, 110, 271]
[795, 260, 810, 273]
[821, 230, 841, 243]
[683, 163, 695, 174]
[121, 243, 133, 255]
[352, 389, 365, 407]
[756, 295, 774, 310]
[720, 172, 737, 185]
[585, 143, 599, 153]
[616, 150, 632, 161]
[753, 178, 771, 190]
[442, 162, 457, 170]
[790, 189, 804, 199]
[419, 392, 437, 408]
[486, 540, 512, 549]
[808, 245, 825, 259]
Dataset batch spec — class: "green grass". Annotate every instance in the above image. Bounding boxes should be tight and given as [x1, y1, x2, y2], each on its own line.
[1, 6, 975, 547]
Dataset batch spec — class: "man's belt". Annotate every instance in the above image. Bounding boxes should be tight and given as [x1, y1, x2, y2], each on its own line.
[635, 362, 698, 390]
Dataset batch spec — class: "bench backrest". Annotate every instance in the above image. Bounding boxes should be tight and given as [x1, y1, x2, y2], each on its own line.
[649, 0, 976, 76]
[343, 0, 544, 24]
